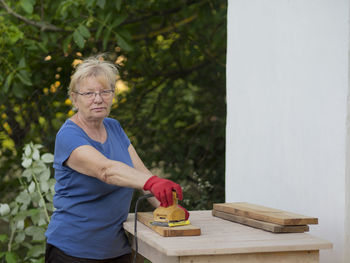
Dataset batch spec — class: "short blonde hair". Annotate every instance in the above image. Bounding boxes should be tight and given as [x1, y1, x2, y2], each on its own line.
[68, 54, 119, 101]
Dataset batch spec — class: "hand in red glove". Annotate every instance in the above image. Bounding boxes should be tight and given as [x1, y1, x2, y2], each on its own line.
[143, 175, 182, 207]
[178, 204, 190, 220]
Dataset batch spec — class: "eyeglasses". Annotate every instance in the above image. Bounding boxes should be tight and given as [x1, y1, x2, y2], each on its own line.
[73, 90, 114, 100]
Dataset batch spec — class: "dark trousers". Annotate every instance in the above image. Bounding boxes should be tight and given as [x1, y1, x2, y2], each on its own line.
[45, 243, 132, 263]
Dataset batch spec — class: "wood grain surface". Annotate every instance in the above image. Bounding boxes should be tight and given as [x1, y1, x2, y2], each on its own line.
[137, 212, 201, 237]
[212, 210, 309, 233]
[213, 203, 318, 226]
[123, 211, 331, 257]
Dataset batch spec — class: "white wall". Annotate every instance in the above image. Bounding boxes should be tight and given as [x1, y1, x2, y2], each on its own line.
[226, 1, 349, 263]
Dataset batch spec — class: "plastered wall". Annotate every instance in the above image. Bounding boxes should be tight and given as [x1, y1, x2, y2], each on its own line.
[226, 1, 349, 262]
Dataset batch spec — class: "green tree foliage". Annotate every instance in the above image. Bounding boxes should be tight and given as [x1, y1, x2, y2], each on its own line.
[0, 0, 226, 210]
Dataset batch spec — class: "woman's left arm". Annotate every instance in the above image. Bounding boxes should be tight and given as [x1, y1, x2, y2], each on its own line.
[128, 144, 160, 208]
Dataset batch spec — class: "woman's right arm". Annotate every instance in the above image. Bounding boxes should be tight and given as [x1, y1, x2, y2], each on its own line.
[66, 145, 151, 189]
[65, 144, 182, 206]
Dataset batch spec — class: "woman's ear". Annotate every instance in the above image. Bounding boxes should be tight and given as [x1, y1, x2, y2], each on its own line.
[71, 92, 78, 111]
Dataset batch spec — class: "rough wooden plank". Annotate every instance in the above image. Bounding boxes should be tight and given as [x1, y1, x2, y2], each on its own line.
[212, 210, 309, 233]
[180, 250, 319, 263]
[213, 203, 318, 226]
[137, 212, 201, 237]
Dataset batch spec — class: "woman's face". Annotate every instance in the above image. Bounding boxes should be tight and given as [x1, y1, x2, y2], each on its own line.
[72, 76, 114, 122]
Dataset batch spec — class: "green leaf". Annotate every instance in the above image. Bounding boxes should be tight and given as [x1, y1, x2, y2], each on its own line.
[12, 82, 24, 98]
[16, 220, 24, 230]
[115, 27, 131, 41]
[5, 252, 17, 263]
[111, 14, 128, 28]
[0, 234, 8, 243]
[95, 22, 105, 40]
[27, 244, 45, 258]
[102, 28, 112, 50]
[73, 30, 85, 48]
[22, 169, 33, 181]
[37, 210, 48, 225]
[24, 144, 31, 157]
[39, 169, 50, 182]
[20, 0, 34, 14]
[78, 25, 91, 38]
[37, 42, 48, 53]
[0, 204, 10, 216]
[62, 35, 72, 54]
[19, 57, 26, 68]
[116, 0, 122, 11]
[32, 162, 45, 174]
[14, 232, 25, 243]
[86, 0, 95, 8]
[3, 73, 14, 93]
[30, 192, 41, 204]
[41, 153, 54, 163]
[28, 181, 35, 193]
[32, 148, 40, 160]
[97, 0, 106, 9]
[116, 33, 133, 51]
[49, 178, 56, 193]
[25, 226, 45, 241]
[40, 180, 49, 193]
[32, 258, 45, 263]
[15, 191, 31, 206]
[22, 158, 32, 168]
[96, 12, 112, 40]
[16, 71, 32, 86]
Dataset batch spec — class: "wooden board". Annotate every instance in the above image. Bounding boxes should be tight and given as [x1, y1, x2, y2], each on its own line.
[213, 203, 318, 226]
[137, 212, 201, 237]
[212, 210, 309, 233]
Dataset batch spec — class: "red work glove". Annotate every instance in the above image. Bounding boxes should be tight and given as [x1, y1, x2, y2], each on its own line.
[178, 204, 190, 220]
[143, 175, 183, 207]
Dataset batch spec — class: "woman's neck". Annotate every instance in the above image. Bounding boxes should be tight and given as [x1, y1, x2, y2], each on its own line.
[71, 113, 107, 143]
[74, 113, 103, 130]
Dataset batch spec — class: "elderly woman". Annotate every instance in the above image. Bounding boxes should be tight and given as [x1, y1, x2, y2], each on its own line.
[45, 55, 187, 263]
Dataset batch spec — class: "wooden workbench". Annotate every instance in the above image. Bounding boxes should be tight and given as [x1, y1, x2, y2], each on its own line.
[123, 210, 332, 263]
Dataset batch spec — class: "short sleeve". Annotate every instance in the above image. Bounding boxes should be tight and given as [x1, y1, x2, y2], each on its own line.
[53, 125, 91, 168]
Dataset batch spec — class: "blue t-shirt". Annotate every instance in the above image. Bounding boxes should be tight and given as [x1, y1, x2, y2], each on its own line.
[45, 118, 134, 259]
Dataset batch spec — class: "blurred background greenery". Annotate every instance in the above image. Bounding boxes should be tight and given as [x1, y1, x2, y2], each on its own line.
[0, 0, 226, 261]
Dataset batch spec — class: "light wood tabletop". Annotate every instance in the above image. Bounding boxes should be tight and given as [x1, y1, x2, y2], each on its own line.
[123, 210, 332, 263]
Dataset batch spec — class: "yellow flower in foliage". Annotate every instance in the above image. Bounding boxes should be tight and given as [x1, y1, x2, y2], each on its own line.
[55, 81, 60, 88]
[56, 112, 64, 119]
[67, 110, 74, 117]
[1, 113, 7, 119]
[65, 98, 72, 106]
[38, 116, 45, 126]
[72, 59, 83, 68]
[50, 84, 57, 93]
[2, 138, 15, 151]
[43, 88, 49, 95]
[3, 122, 12, 135]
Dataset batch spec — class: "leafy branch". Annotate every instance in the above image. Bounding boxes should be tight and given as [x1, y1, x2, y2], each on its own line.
[0, 0, 65, 32]
[0, 143, 55, 262]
